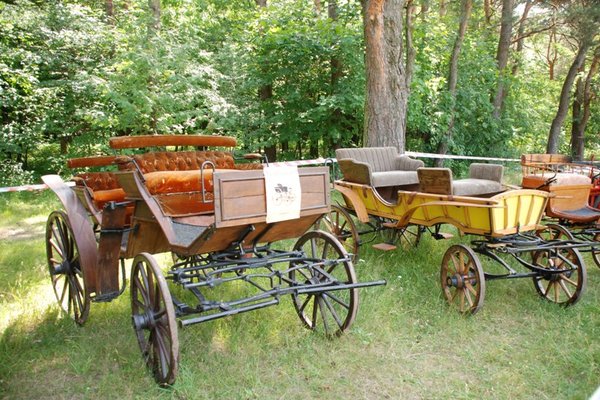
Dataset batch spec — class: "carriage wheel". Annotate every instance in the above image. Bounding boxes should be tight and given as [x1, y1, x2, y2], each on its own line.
[131, 253, 179, 386]
[45, 210, 90, 325]
[379, 220, 422, 250]
[591, 232, 600, 269]
[537, 223, 575, 241]
[289, 231, 358, 337]
[440, 245, 485, 315]
[531, 246, 586, 306]
[315, 204, 360, 262]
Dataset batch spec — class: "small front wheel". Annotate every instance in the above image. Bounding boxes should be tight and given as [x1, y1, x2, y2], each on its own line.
[131, 253, 179, 386]
[45, 210, 90, 325]
[289, 231, 358, 337]
[531, 246, 586, 306]
[440, 245, 485, 315]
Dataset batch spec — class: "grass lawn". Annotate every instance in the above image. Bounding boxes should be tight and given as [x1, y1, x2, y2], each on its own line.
[1, 190, 599, 399]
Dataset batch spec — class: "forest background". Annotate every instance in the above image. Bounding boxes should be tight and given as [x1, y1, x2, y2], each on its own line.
[1, 0, 599, 186]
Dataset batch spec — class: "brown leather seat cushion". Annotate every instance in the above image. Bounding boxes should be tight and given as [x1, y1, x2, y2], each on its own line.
[132, 150, 235, 173]
[144, 169, 221, 195]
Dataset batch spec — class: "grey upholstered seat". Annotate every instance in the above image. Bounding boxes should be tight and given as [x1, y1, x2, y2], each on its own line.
[418, 163, 504, 197]
[335, 147, 424, 187]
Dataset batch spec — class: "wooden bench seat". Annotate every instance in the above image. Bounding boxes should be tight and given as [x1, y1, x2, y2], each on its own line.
[417, 164, 504, 197]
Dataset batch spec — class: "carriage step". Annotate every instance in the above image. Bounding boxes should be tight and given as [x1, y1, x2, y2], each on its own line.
[382, 222, 398, 229]
[373, 243, 397, 251]
[433, 232, 454, 240]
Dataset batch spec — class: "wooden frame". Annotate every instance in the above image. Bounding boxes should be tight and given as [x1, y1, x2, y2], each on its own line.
[109, 134, 237, 149]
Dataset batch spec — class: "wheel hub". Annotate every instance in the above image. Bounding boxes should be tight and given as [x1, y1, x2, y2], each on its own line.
[132, 312, 156, 330]
[52, 261, 72, 276]
[447, 274, 464, 288]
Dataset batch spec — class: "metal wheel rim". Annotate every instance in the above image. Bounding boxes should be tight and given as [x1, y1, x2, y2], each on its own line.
[592, 232, 600, 269]
[131, 253, 179, 386]
[289, 231, 358, 337]
[45, 210, 90, 325]
[440, 244, 485, 315]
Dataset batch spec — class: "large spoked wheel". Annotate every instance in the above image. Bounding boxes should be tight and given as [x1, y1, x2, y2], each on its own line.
[531, 246, 586, 306]
[440, 245, 486, 315]
[591, 232, 600, 269]
[315, 204, 360, 262]
[131, 253, 179, 386]
[289, 231, 358, 337]
[45, 210, 90, 325]
[537, 223, 575, 241]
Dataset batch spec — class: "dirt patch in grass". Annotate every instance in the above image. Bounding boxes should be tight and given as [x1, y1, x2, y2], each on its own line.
[0, 216, 46, 241]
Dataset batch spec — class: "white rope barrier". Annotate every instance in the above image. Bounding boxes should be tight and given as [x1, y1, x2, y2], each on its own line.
[0, 153, 520, 193]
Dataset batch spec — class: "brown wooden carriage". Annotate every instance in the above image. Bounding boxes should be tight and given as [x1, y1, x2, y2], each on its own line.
[521, 153, 600, 269]
[43, 135, 384, 385]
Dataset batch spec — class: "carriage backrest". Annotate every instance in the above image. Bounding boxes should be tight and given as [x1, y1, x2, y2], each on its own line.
[335, 147, 399, 173]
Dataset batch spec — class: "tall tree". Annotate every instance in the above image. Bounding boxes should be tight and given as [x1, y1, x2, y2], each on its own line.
[547, 1, 599, 153]
[570, 47, 600, 160]
[511, 0, 535, 76]
[435, 0, 472, 166]
[362, 0, 408, 150]
[491, 0, 513, 119]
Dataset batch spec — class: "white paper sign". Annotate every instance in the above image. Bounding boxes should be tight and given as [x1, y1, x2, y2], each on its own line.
[263, 165, 302, 223]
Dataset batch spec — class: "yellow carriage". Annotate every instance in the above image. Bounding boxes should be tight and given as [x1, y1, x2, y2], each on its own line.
[318, 147, 587, 314]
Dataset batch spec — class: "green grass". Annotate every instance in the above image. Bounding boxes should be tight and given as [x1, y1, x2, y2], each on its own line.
[1, 191, 600, 399]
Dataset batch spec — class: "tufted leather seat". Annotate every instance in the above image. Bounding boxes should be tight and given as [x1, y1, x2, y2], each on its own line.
[130, 150, 236, 173]
[75, 172, 127, 210]
[118, 150, 262, 216]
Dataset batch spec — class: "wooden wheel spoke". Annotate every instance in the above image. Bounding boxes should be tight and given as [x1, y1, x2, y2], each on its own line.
[464, 287, 474, 308]
[558, 279, 573, 299]
[543, 280, 552, 297]
[310, 295, 318, 328]
[49, 238, 65, 259]
[59, 275, 69, 304]
[553, 281, 560, 302]
[321, 241, 330, 260]
[322, 294, 344, 329]
[317, 297, 330, 334]
[299, 294, 313, 315]
[309, 238, 318, 259]
[465, 281, 478, 297]
[459, 289, 466, 312]
[133, 274, 151, 307]
[153, 329, 170, 378]
[322, 291, 350, 310]
[561, 275, 578, 287]
[449, 254, 460, 274]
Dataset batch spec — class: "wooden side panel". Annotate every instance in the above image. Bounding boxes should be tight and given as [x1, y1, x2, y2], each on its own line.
[115, 171, 143, 199]
[213, 167, 329, 228]
[96, 205, 127, 295]
[548, 184, 592, 212]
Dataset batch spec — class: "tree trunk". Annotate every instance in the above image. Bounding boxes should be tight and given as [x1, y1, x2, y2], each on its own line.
[570, 66, 585, 161]
[435, 0, 472, 167]
[148, 0, 160, 33]
[420, 0, 429, 19]
[492, 0, 513, 119]
[362, 0, 407, 151]
[511, 0, 534, 76]
[484, 0, 492, 24]
[547, 42, 590, 153]
[405, 0, 416, 87]
[105, 0, 114, 24]
[570, 48, 600, 160]
[439, 0, 447, 16]
[328, 0, 344, 151]
[255, 0, 277, 161]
